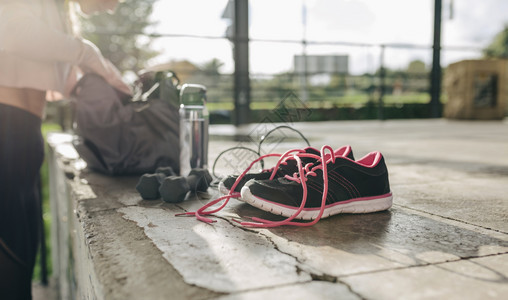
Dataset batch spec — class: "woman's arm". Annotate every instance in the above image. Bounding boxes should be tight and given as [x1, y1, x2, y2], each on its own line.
[0, 5, 83, 63]
[0, 4, 131, 95]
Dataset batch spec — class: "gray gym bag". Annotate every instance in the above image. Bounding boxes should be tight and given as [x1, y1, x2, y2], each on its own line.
[72, 73, 180, 175]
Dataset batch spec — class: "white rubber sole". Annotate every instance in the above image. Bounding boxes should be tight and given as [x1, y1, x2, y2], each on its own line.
[241, 187, 392, 220]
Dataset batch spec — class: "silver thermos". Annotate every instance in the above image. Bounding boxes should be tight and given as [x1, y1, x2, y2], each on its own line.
[179, 84, 209, 176]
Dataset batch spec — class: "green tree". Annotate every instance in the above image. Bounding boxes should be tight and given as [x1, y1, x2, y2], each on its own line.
[79, 0, 159, 73]
[483, 25, 508, 59]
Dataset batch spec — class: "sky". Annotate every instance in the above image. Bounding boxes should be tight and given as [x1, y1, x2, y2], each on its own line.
[147, 0, 508, 75]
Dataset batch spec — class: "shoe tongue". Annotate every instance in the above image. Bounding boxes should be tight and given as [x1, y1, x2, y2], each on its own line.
[304, 147, 320, 155]
[278, 148, 321, 175]
[301, 147, 321, 164]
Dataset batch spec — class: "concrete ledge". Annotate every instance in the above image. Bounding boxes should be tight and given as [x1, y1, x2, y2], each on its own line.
[47, 134, 219, 300]
[47, 120, 508, 300]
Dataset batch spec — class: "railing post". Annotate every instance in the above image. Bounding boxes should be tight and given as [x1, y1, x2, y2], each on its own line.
[233, 0, 251, 126]
[430, 0, 442, 118]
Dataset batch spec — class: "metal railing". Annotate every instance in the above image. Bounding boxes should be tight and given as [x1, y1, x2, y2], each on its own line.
[78, 29, 484, 122]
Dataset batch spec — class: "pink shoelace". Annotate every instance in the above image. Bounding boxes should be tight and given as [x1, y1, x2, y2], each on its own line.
[175, 145, 335, 227]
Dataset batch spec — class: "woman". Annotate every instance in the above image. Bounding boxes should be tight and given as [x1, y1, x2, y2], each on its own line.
[0, 0, 130, 298]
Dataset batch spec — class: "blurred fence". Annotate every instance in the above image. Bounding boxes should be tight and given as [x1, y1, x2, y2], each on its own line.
[47, 30, 484, 126]
[140, 31, 482, 120]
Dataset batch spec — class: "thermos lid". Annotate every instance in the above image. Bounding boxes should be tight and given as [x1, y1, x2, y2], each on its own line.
[180, 84, 207, 105]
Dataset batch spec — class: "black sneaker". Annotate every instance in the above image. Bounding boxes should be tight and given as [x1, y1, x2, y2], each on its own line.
[240, 149, 392, 225]
[218, 145, 354, 198]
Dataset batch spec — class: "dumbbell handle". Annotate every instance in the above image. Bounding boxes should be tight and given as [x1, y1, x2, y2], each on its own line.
[186, 174, 208, 192]
[159, 169, 212, 203]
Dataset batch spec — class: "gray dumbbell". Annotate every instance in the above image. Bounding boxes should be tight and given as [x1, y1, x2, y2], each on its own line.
[135, 166, 176, 200]
[155, 166, 177, 177]
[159, 168, 212, 203]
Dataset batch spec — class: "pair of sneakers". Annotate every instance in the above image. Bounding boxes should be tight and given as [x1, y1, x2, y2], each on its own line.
[219, 146, 354, 197]
[177, 145, 392, 227]
[218, 145, 392, 227]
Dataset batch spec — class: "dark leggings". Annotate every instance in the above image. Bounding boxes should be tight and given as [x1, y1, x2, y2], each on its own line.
[0, 103, 44, 300]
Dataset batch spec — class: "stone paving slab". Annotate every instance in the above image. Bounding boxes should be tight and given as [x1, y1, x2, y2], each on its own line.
[217, 281, 361, 300]
[392, 165, 508, 233]
[119, 196, 508, 292]
[119, 205, 310, 293]
[341, 253, 508, 300]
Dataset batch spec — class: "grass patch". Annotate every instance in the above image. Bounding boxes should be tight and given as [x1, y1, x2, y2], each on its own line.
[33, 122, 62, 282]
[207, 92, 432, 112]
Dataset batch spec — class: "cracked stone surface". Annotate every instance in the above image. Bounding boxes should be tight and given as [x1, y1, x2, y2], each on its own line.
[119, 205, 310, 293]
[119, 198, 508, 294]
[216, 281, 361, 300]
[46, 120, 508, 299]
[341, 254, 508, 300]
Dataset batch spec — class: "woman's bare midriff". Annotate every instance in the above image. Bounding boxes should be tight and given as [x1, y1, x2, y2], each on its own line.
[0, 86, 46, 119]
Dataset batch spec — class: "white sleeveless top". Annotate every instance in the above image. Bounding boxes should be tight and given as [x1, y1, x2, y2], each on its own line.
[0, 0, 83, 99]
